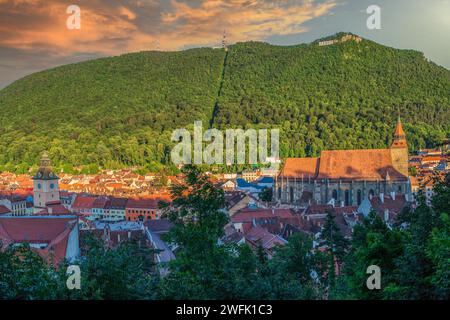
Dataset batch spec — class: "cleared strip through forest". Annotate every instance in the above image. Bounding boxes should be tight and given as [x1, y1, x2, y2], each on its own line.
[209, 49, 229, 129]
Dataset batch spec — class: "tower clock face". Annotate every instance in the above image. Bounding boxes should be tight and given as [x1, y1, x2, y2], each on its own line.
[50, 183, 55, 189]
[38, 183, 42, 189]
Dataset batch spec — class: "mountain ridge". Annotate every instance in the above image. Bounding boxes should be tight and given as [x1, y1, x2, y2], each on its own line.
[0, 33, 449, 172]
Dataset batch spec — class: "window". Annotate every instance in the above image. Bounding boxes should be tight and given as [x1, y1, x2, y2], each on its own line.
[289, 187, 294, 202]
[398, 185, 402, 192]
[332, 189, 338, 200]
[344, 190, 350, 206]
[357, 190, 362, 205]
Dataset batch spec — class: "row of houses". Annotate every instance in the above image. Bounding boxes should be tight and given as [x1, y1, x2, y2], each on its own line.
[409, 155, 449, 171]
[70, 194, 164, 222]
[0, 191, 167, 223]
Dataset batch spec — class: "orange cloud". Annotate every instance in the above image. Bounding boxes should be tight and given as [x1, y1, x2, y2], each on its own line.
[0, 0, 336, 55]
[0, 1, 141, 55]
[159, 0, 337, 49]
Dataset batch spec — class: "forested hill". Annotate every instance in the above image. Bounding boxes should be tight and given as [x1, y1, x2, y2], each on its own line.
[0, 33, 449, 172]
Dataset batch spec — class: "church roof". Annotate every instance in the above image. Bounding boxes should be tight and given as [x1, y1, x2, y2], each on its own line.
[281, 149, 408, 181]
[280, 157, 319, 179]
[317, 149, 406, 181]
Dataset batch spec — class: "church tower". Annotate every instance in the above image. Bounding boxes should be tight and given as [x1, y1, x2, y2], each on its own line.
[390, 118, 409, 177]
[33, 152, 60, 213]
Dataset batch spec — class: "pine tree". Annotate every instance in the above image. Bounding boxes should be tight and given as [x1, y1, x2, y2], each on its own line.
[321, 211, 349, 261]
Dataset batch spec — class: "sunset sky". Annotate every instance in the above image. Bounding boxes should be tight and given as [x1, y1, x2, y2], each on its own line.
[1, 0, 449, 88]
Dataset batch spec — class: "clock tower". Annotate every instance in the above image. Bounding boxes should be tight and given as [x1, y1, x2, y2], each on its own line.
[33, 152, 60, 213]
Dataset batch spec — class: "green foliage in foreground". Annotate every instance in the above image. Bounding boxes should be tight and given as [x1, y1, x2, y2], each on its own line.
[0, 168, 449, 300]
[0, 34, 449, 172]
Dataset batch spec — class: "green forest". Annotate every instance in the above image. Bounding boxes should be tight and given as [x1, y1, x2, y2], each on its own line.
[0, 33, 449, 173]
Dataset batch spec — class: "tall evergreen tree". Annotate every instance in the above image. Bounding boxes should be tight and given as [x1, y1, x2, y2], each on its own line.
[321, 211, 349, 261]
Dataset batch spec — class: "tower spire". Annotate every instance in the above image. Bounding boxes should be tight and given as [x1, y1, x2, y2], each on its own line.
[391, 117, 407, 148]
[33, 151, 58, 180]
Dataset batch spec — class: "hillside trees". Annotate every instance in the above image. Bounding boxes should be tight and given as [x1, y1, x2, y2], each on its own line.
[0, 36, 449, 171]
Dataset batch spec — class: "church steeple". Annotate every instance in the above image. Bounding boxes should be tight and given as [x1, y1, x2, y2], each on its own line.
[389, 118, 409, 178]
[391, 117, 407, 149]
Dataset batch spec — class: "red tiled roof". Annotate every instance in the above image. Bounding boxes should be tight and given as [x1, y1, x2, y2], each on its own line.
[370, 195, 407, 215]
[126, 198, 158, 209]
[317, 149, 406, 181]
[47, 203, 72, 215]
[245, 226, 287, 251]
[36, 208, 73, 216]
[305, 204, 357, 215]
[106, 197, 128, 209]
[145, 219, 173, 233]
[231, 208, 294, 223]
[92, 197, 109, 208]
[281, 148, 407, 181]
[422, 156, 442, 162]
[105, 183, 123, 189]
[305, 204, 333, 215]
[0, 216, 77, 266]
[72, 196, 96, 209]
[333, 206, 358, 214]
[281, 157, 319, 178]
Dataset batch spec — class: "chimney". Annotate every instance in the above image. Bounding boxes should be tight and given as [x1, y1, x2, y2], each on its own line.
[380, 193, 384, 203]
